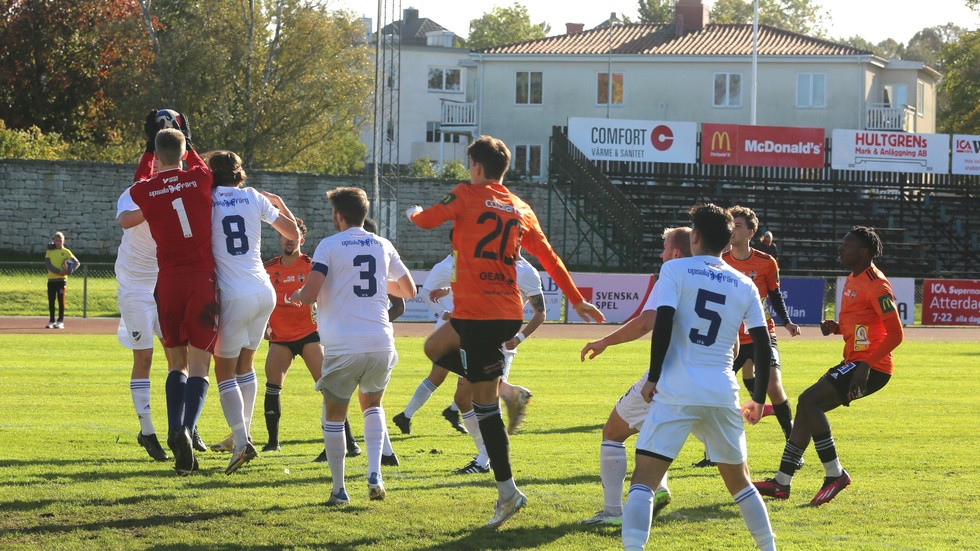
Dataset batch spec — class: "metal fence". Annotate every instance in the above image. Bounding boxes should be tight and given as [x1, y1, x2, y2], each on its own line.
[0, 262, 119, 318]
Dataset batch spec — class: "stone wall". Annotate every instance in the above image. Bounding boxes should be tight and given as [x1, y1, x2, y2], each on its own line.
[0, 158, 555, 269]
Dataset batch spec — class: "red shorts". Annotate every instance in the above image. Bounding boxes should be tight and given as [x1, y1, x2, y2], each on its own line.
[155, 271, 218, 352]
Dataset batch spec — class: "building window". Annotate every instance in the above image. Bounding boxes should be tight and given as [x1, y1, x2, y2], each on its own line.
[713, 73, 741, 108]
[916, 81, 925, 116]
[597, 72, 624, 105]
[514, 144, 542, 177]
[516, 72, 543, 105]
[428, 67, 461, 92]
[425, 122, 461, 144]
[796, 73, 826, 108]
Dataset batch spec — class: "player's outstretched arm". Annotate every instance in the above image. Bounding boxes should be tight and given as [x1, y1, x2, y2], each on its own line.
[290, 270, 325, 305]
[573, 300, 605, 323]
[580, 310, 655, 361]
[819, 319, 839, 336]
[388, 273, 417, 300]
[117, 209, 145, 229]
[504, 293, 546, 350]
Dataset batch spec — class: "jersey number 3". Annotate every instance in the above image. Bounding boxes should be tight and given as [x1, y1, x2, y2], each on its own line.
[689, 288, 726, 347]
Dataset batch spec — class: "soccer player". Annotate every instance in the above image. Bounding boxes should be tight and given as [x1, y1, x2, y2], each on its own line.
[406, 135, 604, 528]
[754, 226, 904, 506]
[621, 204, 775, 551]
[129, 113, 216, 476]
[43, 232, 79, 329]
[206, 150, 299, 475]
[290, 187, 416, 505]
[578, 226, 691, 525]
[720, 206, 801, 450]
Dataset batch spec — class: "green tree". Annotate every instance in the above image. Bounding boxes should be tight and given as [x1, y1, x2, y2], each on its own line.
[938, 30, 980, 134]
[637, 0, 674, 23]
[905, 24, 966, 70]
[711, 0, 828, 37]
[836, 35, 882, 55]
[467, 3, 549, 50]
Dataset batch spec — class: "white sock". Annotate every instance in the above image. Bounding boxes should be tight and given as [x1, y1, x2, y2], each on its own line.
[217, 379, 248, 447]
[404, 379, 437, 418]
[496, 477, 518, 501]
[449, 401, 459, 413]
[363, 406, 385, 477]
[236, 371, 257, 433]
[660, 470, 669, 491]
[323, 420, 347, 493]
[382, 428, 394, 456]
[734, 485, 776, 550]
[774, 471, 793, 486]
[823, 458, 844, 478]
[600, 440, 627, 515]
[131, 378, 155, 435]
[622, 484, 654, 551]
[461, 409, 489, 467]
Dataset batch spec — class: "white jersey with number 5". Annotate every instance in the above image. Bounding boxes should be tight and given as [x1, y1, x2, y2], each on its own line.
[211, 186, 280, 299]
[312, 227, 409, 355]
[654, 255, 766, 408]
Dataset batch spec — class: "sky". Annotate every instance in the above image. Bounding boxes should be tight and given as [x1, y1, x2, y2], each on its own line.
[336, 0, 979, 45]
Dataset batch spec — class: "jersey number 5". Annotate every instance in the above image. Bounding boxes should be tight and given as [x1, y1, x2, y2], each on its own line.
[689, 288, 726, 347]
[474, 212, 521, 265]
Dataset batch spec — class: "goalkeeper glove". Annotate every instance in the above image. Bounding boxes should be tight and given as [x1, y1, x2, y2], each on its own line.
[143, 109, 159, 153]
[176, 113, 193, 150]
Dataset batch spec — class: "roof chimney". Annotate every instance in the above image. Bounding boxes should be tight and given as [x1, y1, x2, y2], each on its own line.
[566, 22, 584, 34]
[403, 7, 419, 22]
[674, 0, 710, 35]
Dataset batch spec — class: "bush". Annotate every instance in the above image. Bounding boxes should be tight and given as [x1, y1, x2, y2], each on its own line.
[0, 119, 136, 163]
[404, 156, 438, 178]
[440, 160, 468, 180]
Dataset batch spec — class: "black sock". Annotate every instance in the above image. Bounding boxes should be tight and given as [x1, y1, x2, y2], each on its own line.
[743, 377, 755, 395]
[344, 418, 356, 447]
[474, 400, 511, 482]
[773, 400, 793, 440]
[778, 440, 806, 478]
[813, 431, 838, 465]
[264, 383, 281, 443]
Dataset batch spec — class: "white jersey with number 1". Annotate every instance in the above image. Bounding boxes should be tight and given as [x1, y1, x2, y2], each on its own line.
[210, 186, 279, 299]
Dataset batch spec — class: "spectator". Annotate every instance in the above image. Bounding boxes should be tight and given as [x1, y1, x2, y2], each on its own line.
[756, 231, 778, 259]
[44, 231, 79, 329]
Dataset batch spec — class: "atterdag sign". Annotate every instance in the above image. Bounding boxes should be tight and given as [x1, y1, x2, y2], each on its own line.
[831, 130, 949, 173]
[701, 123, 825, 168]
[568, 117, 697, 163]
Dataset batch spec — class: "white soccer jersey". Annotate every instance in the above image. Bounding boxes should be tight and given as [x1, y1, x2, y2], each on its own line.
[115, 187, 159, 294]
[211, 186, 279, 299]
[422, 254, 455, 321]
[312, 226, 409, 355]
[515, 257, 544, 300]
[653, 255, 766, 408]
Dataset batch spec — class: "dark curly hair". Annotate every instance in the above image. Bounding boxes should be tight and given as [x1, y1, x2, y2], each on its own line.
[205, 150, 247, 189]
[848, 225, 883, 258]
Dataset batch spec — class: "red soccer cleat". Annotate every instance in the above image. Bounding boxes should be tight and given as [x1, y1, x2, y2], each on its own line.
[810, 470, 851, 505]
[753, 478, 790, 499]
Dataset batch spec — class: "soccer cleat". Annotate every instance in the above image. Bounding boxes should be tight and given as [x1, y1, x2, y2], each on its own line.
[210, 433, 234, 452]
[692, 456, 716, 468]
[346, 442, 361, 457]
[754, 478, 791, 500]
[762, 404, 776, 418]
[505, 386, 533, 435]
[652, 486, 672, 519]
[368, 472, 386, 501]
[137, 432, 169, 461]
[313, 450, 327, 463]
[192, 429, 208, 452]
[442, 406, 468, 434]
[169, 427, 195, 476]
[326, 487, 350, 506]
[486, 490, 527, 529]
[53, 321, 65, 329]
[381, 453, 400, 467]
[225, 442, 258, 475]
[45, 322, 55, 329]
[454, 458, 490, 475]
[810, 470, 851, 505]
[579, 510, 622, 525]
[262, 442, 281, 452]
[392, 412, 411, 435]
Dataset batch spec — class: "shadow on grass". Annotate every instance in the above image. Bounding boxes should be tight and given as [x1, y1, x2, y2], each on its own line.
[419, 522, 582, 550]
[522, 424, 603, 436]
[0, 510, 240, 538]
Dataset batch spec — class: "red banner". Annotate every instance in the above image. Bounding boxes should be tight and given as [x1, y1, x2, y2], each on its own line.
[922, 279, 980, 326]
[702, 123, 825, 168]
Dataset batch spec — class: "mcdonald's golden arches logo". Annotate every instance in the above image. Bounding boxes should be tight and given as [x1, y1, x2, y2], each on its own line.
[711, 131, 732, 151]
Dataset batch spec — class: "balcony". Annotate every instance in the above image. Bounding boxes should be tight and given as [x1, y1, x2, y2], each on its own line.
[440, 99, 477, 133]
[866, 103, 917, 132]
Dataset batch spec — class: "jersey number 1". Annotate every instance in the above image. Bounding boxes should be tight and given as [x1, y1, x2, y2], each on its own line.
[171, 198, 193, 238]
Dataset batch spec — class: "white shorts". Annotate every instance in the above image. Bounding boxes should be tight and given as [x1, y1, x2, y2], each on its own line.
[117, 290, 161, 350]
[316, 350, 397, 403]
[634, 402, 747, 465]
[215, 288, 275, 358]
[615, 377, 651, 430]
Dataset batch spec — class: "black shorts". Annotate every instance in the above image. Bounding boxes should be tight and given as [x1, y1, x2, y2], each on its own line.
[821, 361, 891, 407]
[450, 318, 522, 383]
[270, 331, 320, 358]
[733, 335, 781, 373]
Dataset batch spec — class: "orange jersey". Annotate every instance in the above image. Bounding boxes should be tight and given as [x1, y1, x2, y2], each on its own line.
[722, 248, 779, 344]
[410, 182, 584, 320]
[264, 254, 318, 342]
[838, 264, 900, 374]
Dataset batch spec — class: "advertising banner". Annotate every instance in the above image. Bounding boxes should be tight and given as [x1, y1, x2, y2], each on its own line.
[701, 123, 825, 168]
[566, 273, 656, 324]
[951, 134, 980, 175]
[922, 279, 980, 326]
[835, 276, 915, 326]
[567, 117, 697, 163]
[831, 130, 950, 173]
[401, 270, 565, 323]
[772, 278, 824, 325]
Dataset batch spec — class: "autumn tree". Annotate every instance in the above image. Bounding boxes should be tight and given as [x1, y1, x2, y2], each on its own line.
[711, 0, 829, 37]
[938, 29, 980, 134]
[467, 3, 549, 50]
[637, 0, 674, 23]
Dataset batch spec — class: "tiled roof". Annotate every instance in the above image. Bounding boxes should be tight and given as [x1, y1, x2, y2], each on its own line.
[380, 18, 449, 46]
[477, 23, 870, 57]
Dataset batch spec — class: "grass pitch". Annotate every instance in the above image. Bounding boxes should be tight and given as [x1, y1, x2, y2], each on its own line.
[0, 334, 977, 550]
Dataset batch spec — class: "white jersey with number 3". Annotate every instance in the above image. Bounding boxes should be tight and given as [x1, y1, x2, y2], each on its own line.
[211, 186, 279, 299]
[654, 255, 766, 408]
[312, 227, 409, 355]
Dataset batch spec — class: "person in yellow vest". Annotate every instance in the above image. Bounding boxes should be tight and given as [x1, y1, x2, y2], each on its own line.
[44, 231, 80, 329]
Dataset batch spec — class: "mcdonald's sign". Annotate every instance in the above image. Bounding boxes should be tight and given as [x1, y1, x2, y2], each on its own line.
[711, 130, 732, 151]
[702, 123, 824, 168]
[702, 124, 737, 164]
